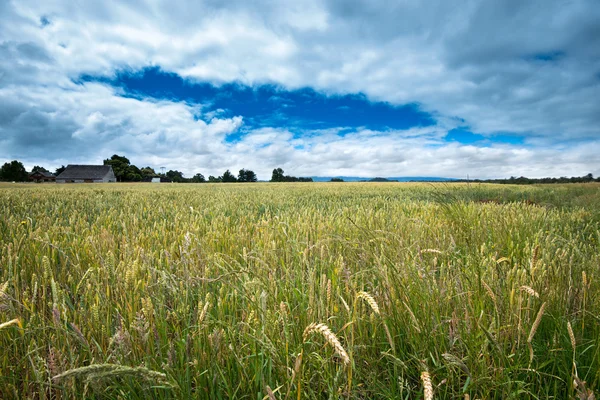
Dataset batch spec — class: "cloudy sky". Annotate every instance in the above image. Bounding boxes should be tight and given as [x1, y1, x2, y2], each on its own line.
[1, 0, 599, 179]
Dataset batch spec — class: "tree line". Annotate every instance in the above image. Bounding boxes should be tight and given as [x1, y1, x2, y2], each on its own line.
[0, 156, 313, 183]
[103, 155, 264, 182]
[458, 173, 599, 184]
[6, 155, 594, 184]
[102, 155, 313, 182]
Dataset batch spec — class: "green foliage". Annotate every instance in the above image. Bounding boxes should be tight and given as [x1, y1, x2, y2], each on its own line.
[1, 182, 599, 398]
[103, 154, 131, 182]
[0, 160, 28, 181]
[271, 167, 285, 182]
[140, 166, 158, 179]
[270, 167, 313, 182]
[166, 170, 185, 183]
[31, 165, 50, 173]
[191, 173, 206, 183]
[55, 165, 66, 176]
[464, 173, 598, 184]
[220, 169, 237, 183]
[237, 169, 257, 182]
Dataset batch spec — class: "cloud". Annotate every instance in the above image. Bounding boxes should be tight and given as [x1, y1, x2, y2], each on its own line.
[0, 0, 599, 178]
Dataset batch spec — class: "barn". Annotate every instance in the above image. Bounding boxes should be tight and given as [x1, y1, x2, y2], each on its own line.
[56, 165, 117, 183]
[29, 171, 56, 183]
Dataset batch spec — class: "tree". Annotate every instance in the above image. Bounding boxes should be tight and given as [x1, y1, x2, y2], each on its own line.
[271, 168, 285, 182]
[166, 170, 185, 183]
[103, 155, 147, 181]
[270, 167, 312, 182]
[103, 155, 131, 182]
[140, 167, 158, 179]
[330, 178, 344, 182]
[55, 165, 66, 176]
[32, 165, 49, 173]
[208, 175, 221, 183]
[0, 160, 28, 181]
[191, 173, 206, 183]
[220, 170, 237, 183]
[238, 169, 257, 182]
[125, 164, 143, 182]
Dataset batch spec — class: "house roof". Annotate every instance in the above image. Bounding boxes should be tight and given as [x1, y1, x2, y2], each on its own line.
[56, 165, 114, 180]
[29, 170, 55, 178]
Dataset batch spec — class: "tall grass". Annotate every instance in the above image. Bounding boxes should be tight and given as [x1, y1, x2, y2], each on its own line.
[0, 182, 599, 398]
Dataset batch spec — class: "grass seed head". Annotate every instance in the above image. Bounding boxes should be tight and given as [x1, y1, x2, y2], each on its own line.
[567, 321, 576, 351]
[519, 285, 540, 298]
[482, 280, 496, 304]
[421, 370, 434, 400]
[528, 302, 547, 343]
[303, 322, 350, 366]
[357, 291, 380, 315]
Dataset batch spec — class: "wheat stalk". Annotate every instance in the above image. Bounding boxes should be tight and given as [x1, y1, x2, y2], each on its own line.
[527, 302, 547, 343]
[339, 295, 350, 313]
[482, 280, 496, 304]
[198, 300, 211, 326]
[356, 291, 380, 315]
[280, 301, 287, 318]
[519, 285, 539, 298]
[0, 318, 21, 330]
[52, 364, 172, 387]
[420, 249, 443, 255]
[383, 322, 395, 352]
[0, 281, 9, 312]
[530, 246, 539, 269]
[567, 321, 576, 352]
[303, 323, 350, 366]
[421, 370, 434, 400]
[403, 301, 421, 333]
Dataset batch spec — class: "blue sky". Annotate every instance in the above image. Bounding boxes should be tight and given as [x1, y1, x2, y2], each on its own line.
[1, 0, 599, 179]
[83, 67, 436, 136]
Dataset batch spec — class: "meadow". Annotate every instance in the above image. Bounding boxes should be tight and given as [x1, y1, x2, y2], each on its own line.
[1, 182, 599, 399]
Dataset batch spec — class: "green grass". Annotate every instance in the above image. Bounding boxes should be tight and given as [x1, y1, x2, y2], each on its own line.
[1, 182, 599, 399]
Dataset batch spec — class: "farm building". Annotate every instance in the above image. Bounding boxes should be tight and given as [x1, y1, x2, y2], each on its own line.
[142, 176, 172, 183]
[56, 165, 117, 183]
[28, 170, 56, 183]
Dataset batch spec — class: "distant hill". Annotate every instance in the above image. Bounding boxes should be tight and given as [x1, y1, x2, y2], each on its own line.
[310, 176, 457, 182]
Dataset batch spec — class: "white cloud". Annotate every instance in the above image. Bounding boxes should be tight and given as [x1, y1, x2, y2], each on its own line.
[0, 0, 599, 178]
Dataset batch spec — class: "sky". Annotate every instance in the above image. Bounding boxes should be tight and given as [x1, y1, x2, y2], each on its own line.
[1, 0, 599, 179]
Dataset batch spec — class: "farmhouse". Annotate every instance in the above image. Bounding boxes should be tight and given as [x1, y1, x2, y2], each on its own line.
[56, 165, 117, 183]
[28, 170, 56, 183]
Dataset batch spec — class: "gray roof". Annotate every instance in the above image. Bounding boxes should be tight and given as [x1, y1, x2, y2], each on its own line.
[29, 170, 55, 178]
[56, 165, 114, 180]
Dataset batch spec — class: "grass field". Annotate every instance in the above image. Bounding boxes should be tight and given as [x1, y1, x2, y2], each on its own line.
[1, 182, 599, 399]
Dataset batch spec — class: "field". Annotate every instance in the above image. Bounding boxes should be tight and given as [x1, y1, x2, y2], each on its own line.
[1, 182, 599, 399]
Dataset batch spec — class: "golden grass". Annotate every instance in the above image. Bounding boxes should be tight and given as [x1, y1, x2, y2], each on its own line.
[1, 182, 599, 398]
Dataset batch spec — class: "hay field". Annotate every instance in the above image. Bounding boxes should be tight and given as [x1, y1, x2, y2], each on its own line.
[1, 182, 599, 399]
